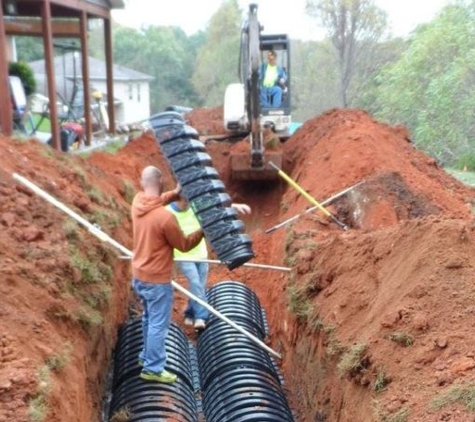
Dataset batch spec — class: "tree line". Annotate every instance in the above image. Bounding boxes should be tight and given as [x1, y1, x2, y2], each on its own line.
[14, 0, 475, 168]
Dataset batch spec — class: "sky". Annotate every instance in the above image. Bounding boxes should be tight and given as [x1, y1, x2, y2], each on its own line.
[112, 0, 453, 41]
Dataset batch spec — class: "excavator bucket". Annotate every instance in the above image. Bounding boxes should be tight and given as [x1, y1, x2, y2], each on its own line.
[230, 151, 283, 181]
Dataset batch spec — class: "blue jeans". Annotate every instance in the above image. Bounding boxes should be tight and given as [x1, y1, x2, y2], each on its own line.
[177, 261, 209, 321]
[260, 86, 283, 107]
[132, 278, 173, 374]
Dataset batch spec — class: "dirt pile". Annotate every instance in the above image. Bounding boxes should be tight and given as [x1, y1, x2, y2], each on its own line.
[184, 107, 475, 421]
[259, 110, 475, 421]
[185, 106, 226, 136]
[0, 136, 133, 422]
[1, 105, 475, 422]
[281, 109, 474, 227]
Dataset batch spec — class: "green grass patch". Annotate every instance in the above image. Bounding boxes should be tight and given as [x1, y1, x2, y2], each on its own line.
[337, 342, 368, 376]
[446, 168, 475, 187]
[388, 332, 414, 347]
[102, 139, 126, 154]
[71, 250, 103, 284]
[31, 113, 51, 132]
[28, 365, 52, 421]
[374, 369, 390, 392]
[45, 343, 72, 372]
[123, 180, 136, 204]
[86, 186, 105, 204]
[63, 220, 80, 242]
[373, 403, 409, 422]
[287, 284, 313, 323]
[430, 382, 475, 411]
[77, 306, 103, 330]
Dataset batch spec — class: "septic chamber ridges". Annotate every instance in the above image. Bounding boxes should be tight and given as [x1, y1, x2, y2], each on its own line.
[108, 282, 293, 421]
[197, 281, 294, 422]
[109, 320, 198, 422]
[150, 111, 255, 270]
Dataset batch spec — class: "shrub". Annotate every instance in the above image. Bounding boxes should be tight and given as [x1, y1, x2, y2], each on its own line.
[9, 60, 36, 95]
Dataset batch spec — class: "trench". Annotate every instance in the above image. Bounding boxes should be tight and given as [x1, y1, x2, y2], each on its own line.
[103, 281, 296, 422]
[95, 111, 421, 422]
[100, 113, 303, 421]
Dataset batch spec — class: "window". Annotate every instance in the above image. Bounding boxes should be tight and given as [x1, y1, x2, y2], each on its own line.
[137, 84, 141, 102]
[128, 84, 133, 100]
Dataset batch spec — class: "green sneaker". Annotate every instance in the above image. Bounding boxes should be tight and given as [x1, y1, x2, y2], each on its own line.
[140, 369, 177, 384]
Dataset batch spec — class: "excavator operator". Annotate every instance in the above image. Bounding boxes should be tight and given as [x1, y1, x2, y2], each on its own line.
[260, 50, 287, 108]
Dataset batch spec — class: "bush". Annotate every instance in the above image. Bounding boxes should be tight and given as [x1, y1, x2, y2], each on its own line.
[9, 60, 36, 95]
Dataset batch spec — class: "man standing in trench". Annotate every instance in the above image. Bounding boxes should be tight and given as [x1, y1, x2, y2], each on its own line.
[167, 194, 251, 330]
[131, 165, 204, 384]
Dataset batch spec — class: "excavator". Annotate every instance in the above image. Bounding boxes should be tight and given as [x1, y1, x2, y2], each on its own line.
[223, 3, 291, 180]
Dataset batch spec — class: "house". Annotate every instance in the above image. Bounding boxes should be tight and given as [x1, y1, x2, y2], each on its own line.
[0, 0, 125, 149]
[29, 52, 154, 125]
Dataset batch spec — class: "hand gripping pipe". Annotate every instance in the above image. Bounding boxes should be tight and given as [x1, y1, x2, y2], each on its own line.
[12, 173, 282, 359]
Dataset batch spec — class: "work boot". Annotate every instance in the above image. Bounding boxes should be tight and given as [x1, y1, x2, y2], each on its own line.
[194, 319, 206, 330]
[140, 369, 177, 384]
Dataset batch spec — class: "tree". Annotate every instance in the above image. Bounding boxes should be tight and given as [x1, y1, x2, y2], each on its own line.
[291, 39, 340, 121]
[112, 24, 202, 113]
[191, 0, 242, 106]
[15, 37, 44, 62]
[375, 3, 475, 165]
[306, 0, 387, 107]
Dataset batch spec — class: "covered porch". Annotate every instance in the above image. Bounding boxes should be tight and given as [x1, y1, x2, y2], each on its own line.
[0, 0, 124, 149]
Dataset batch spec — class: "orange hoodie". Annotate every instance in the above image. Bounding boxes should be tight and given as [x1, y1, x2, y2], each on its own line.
[131, 190, 203, 283]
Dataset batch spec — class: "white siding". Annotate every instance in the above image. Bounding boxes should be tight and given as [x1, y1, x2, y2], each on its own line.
[92, 80, 150, 124]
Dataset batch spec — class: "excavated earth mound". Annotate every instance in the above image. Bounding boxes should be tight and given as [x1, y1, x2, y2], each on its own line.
[1, 107, 475, 422]
[0, 136, 134, 422]
[185, 107, 475, 421]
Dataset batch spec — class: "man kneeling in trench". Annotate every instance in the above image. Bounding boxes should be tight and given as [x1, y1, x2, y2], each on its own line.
[131, 166, 204, 384]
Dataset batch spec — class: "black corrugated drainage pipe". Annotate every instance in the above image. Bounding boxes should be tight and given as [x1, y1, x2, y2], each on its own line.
[197, 281, 295, 422]
[150, 111, 255, 270]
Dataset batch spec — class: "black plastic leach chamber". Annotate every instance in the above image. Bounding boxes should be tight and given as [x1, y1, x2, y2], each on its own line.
[198, 281, 295, 422]
[109, 320, 198, 421]
[150, 112, 255, 270]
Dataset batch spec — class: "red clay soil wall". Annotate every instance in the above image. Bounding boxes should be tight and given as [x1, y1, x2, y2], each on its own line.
[189, 107, 475, 421]
[1, 106, 475, 422]
[0, 136, 134, 422]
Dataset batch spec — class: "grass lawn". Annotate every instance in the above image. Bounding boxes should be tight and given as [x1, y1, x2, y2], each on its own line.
[445, 168, 475, 187]
[30, 113, 51, 133]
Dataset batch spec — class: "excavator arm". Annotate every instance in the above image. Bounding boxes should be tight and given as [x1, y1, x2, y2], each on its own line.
[247, 3, 264, 169]
[227, 3, 284, 180]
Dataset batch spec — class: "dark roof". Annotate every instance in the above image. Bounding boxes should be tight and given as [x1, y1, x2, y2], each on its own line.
[29, 52, 154, 82]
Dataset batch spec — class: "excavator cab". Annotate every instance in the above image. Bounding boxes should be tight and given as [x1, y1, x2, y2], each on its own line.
[224, 4, 291, 181]
[260, 34, 291, 135]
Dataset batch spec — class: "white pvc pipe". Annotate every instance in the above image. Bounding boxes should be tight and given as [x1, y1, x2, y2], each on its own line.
[119, 256, 291, 272]
[12, 173, 282, 359]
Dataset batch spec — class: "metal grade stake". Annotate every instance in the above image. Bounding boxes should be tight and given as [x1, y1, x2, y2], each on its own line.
[265, 182, 361, 234]
[12, 173, 282, 359]
[268, 162, 348, 231]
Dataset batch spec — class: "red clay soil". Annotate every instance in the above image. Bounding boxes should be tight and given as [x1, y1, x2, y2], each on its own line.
[1, 107, 475, 422]
[185, 106, 227, 136]
[0, 136, 136, 422]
